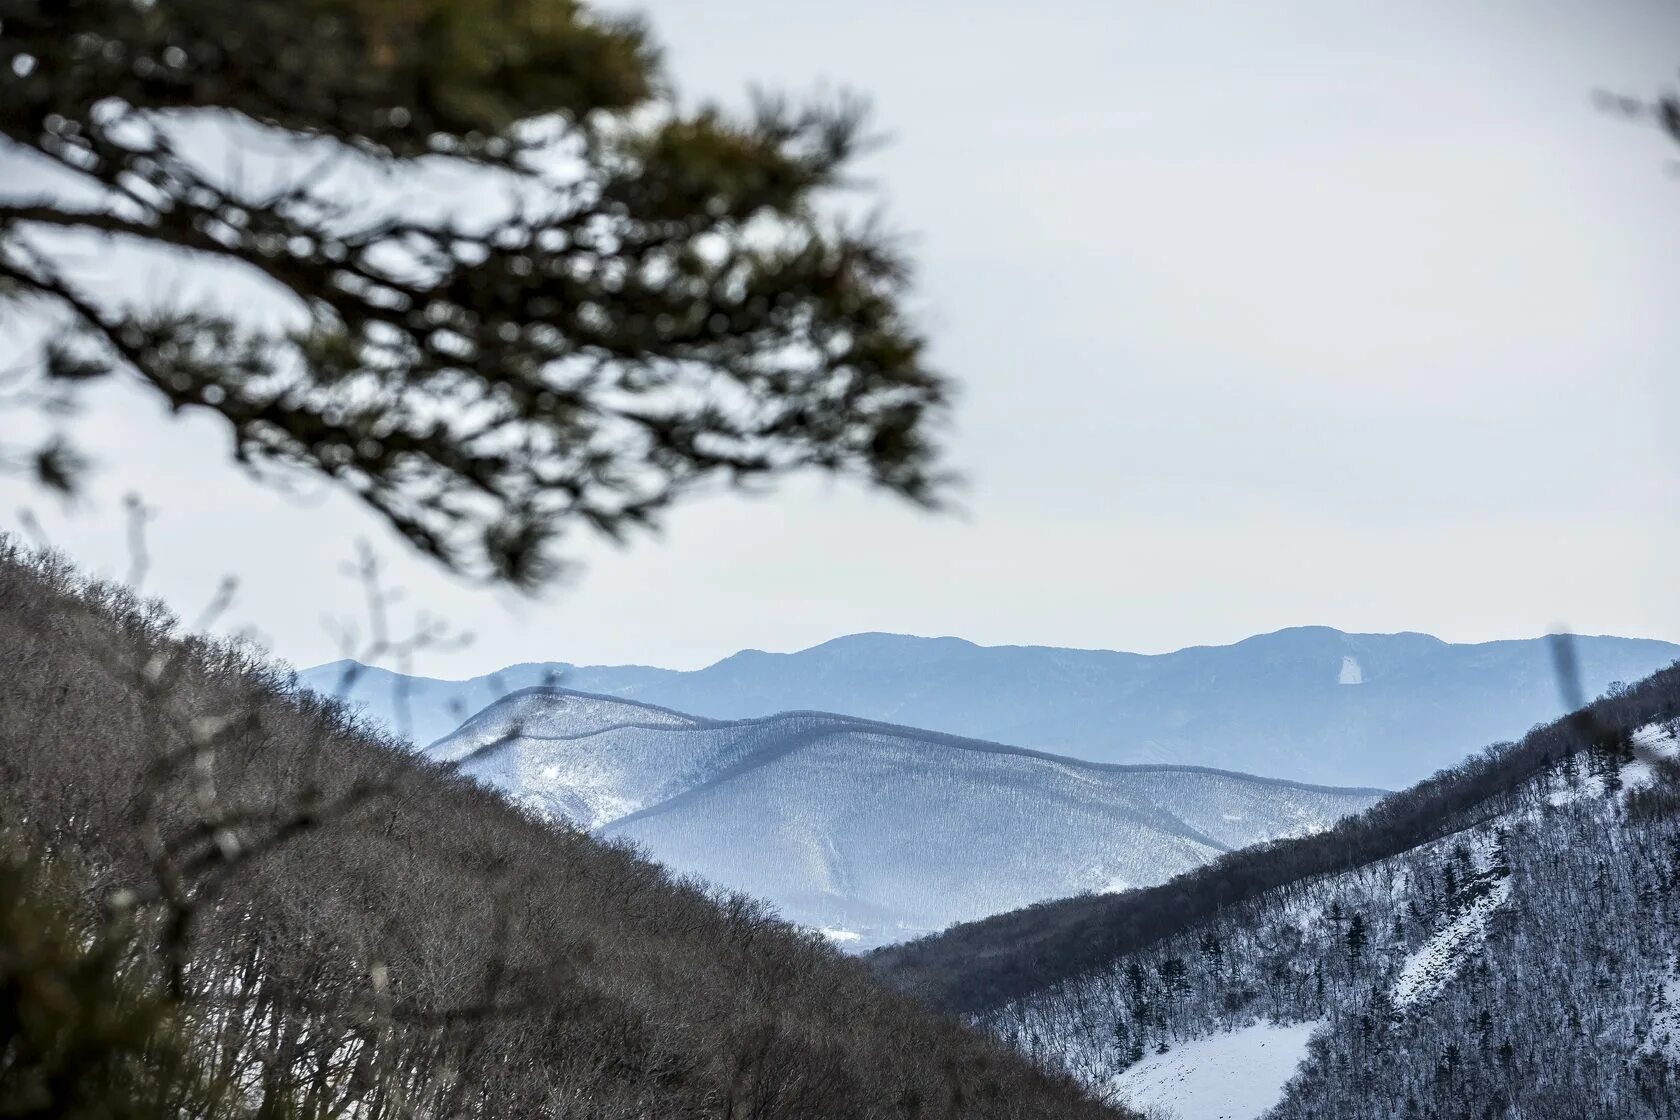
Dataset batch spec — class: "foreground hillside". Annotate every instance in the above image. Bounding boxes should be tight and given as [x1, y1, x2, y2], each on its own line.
[873, 665, 1680, 1117]
[0, 542, 1120, 1119]
[304, 627, 1680, 786]
[430, 688, 1384, 946]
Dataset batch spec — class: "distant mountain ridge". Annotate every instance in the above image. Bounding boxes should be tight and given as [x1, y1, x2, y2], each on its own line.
[301, 627, 1680, 787]
[427, 687, 1384, 948]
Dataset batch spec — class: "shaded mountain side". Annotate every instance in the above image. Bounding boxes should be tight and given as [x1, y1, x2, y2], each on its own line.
[983, 722, 1680, 1118]
[869, 663, 1680, 1015]
[302, 628, 1680, 787]
[0, 541, 1122, 1120]
[429, 689, 1384, 947]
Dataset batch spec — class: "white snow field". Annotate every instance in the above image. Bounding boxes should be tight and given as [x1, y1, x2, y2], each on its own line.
[1109, 1020, 1320, 1120]
[1337, 655, 1363, 685]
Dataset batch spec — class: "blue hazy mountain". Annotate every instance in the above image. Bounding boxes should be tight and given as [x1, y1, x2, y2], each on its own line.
[298, 627, 1680, 787]
[425, 686, 1384, 948]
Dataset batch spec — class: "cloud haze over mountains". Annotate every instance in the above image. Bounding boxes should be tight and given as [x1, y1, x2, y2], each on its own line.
[302, 627, 1680, 788]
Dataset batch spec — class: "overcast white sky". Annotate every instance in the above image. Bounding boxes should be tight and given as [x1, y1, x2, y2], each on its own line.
[6, 0, 1680, 674]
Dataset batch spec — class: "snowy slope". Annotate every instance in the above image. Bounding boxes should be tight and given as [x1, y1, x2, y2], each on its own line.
[428, 688, 1384, 947]
[1108, 1020, 1320, 1120]
[1646, 969, 1680, 1063]
[1389, 875, 1510, 1011]
[298, 627, 1680, 786]
[984, 721, 1680, 1118]
[432, 687, 700, 761]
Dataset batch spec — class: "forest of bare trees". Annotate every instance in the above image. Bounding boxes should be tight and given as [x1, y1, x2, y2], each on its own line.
[0, 538, 1123, 1118]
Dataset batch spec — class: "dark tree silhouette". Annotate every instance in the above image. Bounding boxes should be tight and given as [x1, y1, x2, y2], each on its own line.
[1345, 912, 1367, 965]
[0, 0, 950, 586]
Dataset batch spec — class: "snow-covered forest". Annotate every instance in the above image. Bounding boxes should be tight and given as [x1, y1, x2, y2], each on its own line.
[981, 721, 1680, 1116]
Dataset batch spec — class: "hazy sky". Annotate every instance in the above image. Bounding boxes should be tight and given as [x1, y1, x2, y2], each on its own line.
[6, 0, 1680, 674]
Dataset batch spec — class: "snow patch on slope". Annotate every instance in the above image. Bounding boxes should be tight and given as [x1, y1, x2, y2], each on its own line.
[1546, 720, 1679, 806]
[1110, 1020, 1320, 1120]
[1337, 656, 1363, 685]
[1642, 970, 1680, 1062]
[1391, 877, 1511, 1011]
[1626, 721, 1680, 790]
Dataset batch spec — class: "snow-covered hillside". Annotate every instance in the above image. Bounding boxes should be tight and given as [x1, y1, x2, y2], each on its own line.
[427, 688, 1384, 948]
[432, 687, 700, 763]
[985, 723, 1680, 1119]
[1109, 1020, 1320, 1120]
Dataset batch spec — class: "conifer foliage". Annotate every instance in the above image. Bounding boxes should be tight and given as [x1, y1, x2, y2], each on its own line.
[0, 0, 949, 586]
